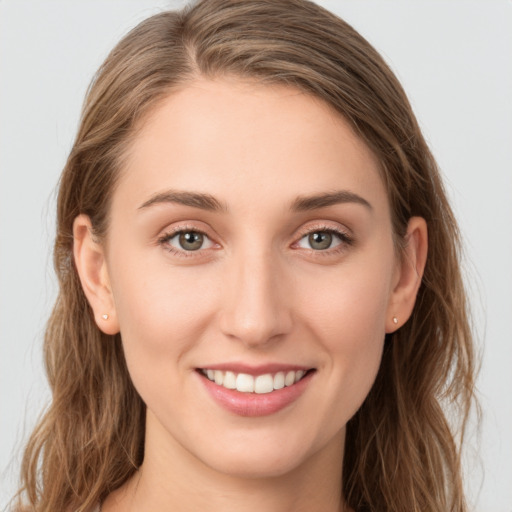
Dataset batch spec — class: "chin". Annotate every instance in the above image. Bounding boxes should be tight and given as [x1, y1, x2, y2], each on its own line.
[204, 447, 308, 479]
[189, 425, 332, 480]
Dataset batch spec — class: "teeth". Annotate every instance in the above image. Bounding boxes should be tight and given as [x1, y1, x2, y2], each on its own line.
[214, 370, 223, 385]
[274, 371, 285, 390]
[255, 374, 274, 394]
[223, 371, 236, 389]
[285, 371, 295, 386]
[236, 373, 254, 393]
[202, 369, 309, 393]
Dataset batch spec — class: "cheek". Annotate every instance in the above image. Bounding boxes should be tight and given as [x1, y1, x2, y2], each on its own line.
[297, 253, 394, 410]
[301, 253, 393, 347]
[107, 255, 220, 394]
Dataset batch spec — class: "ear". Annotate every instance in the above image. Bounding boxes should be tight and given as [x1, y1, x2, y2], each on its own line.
[73, 214, 120, 335]
[385, 216, 428, 333]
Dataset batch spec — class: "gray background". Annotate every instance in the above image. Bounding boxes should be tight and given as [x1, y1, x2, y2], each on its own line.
[1, 1, 511, 510]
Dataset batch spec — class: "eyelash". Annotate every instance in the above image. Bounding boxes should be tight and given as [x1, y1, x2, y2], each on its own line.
[294, 225, 354, 256]
[157, 225, 214, 258]
[157, 224, 354, 258]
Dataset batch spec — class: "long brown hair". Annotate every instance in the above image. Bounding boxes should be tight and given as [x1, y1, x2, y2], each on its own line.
[14, 1, 477, 510]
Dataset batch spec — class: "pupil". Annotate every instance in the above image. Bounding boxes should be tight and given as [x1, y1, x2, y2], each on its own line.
[179, 231, 203, 251]
[309, 231, 332, 250]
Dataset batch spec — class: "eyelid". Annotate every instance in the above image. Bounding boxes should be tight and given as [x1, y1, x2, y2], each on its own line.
[293, 221, 352, 241]
[291, 222, 354, 252]
[166, 230, 215, 250]
[156, 223, 221, 257]
[155, 220, 353, 258]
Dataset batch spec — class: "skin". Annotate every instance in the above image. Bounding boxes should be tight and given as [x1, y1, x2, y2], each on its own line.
[74, 78, 427, 512]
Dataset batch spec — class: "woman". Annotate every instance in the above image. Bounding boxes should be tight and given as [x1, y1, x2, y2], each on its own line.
[13, 0, 476, 510]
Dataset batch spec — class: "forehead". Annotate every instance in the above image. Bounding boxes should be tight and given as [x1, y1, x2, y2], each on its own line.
[116, 78, 387, 216]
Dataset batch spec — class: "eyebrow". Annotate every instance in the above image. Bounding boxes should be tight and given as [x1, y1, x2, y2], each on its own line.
[138, 190, 228, 212]
[138, 189, 371, 213]
[291, 190, 372, 211]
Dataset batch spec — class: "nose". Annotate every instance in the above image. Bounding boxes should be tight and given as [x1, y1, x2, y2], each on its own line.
[218, 247, 293, 348]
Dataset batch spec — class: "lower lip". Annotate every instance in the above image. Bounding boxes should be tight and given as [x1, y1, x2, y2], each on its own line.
[198, 371, 314, 417]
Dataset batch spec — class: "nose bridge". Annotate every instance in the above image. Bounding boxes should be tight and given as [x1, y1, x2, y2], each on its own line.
[219, 242, 291, 347]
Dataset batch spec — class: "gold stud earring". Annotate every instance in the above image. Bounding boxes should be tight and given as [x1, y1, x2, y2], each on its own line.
[102, 314, 109, 320]
[393, 317, 398, 324]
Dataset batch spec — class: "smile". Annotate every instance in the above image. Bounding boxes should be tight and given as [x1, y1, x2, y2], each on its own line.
[197, 366, 316, 417]
[200, 368, 309, 394]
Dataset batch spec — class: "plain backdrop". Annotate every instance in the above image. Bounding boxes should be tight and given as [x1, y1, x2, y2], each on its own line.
[1, 1, 511, 510]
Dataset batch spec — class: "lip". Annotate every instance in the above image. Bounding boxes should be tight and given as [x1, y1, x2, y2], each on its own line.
[196, 366, 315, 417]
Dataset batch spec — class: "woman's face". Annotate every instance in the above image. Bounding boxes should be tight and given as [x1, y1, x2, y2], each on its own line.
[100, 78, 402, 477]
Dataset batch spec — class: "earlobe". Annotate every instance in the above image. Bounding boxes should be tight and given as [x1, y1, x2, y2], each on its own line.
[386, 216, 428, 333]
[73, 214, 120, 335]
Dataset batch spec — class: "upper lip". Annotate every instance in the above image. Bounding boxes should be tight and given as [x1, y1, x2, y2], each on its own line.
[197, 363, 314, 376]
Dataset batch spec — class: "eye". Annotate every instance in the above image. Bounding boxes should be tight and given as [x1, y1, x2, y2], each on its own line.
[161, 230, 215, 252]
[296, 229, 348, 251]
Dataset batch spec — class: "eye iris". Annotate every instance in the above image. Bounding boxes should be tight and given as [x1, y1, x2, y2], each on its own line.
[179, 231, 203, 251]
[309, 231, 332, 250]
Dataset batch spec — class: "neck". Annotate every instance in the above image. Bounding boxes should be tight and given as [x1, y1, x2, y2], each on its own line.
[103, 412, 347, 512]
